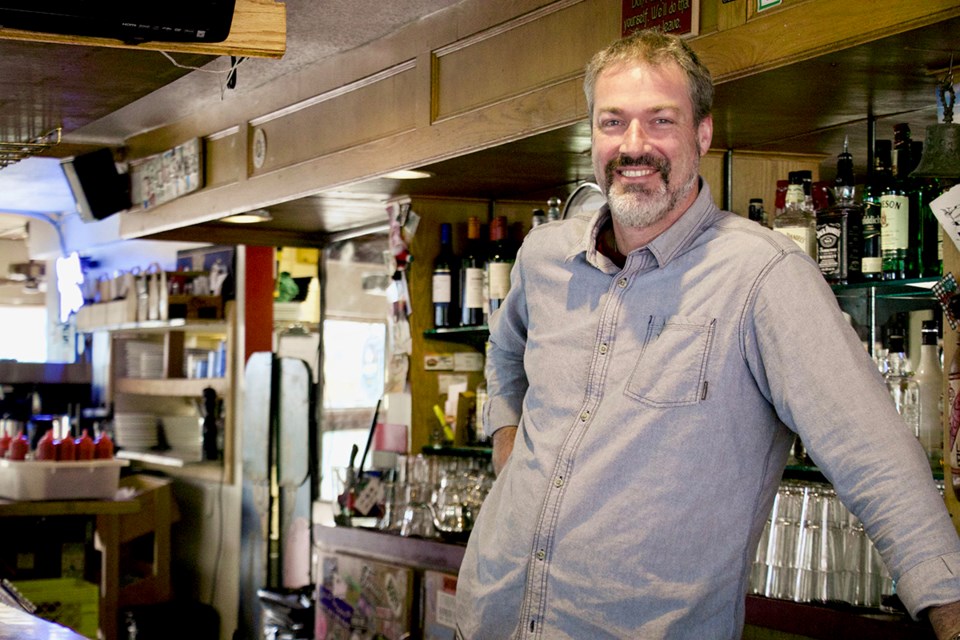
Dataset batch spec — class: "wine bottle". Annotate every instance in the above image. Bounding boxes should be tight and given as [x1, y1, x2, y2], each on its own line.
[486, 216, 515, 316]
[431, 222, 458, 328]
[460, 216, 486, 327]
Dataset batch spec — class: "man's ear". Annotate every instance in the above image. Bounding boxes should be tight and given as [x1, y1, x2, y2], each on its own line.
[697, 114, 713, 157]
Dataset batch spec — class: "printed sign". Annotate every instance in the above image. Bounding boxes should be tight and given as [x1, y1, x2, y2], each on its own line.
[622, 0, 699, 37]
[931, 183, 960, 253]
[758, 0, 781, 10]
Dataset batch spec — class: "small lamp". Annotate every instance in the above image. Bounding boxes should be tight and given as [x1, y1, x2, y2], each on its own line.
[912, 62, 960, 180]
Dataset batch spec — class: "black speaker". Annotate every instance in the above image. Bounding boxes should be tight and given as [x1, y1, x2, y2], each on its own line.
[61, 148, 132, 223]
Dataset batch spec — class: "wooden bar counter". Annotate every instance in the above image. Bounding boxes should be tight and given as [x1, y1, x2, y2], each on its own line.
[0, 499, 140, 640]
[0, 601, 91, 640]
[315, 524, 936, 640]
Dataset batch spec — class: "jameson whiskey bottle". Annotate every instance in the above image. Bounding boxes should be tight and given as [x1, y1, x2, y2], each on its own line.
[881, 125, 919, 279]
[460, 216, 486, 327]
[816, 137, 862, 284]
[774, 171, 817, 260]
[486, 216, 515, 316]
[862, 140, 893, 280]
[431, 222, 458, 328]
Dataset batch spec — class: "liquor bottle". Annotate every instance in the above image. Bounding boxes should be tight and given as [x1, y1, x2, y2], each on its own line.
[861, 140, 893, 280]
[914, 319, 943, 469]
[460, 216, 486, 327]
[531, 208, 547, 228]
[884, 329, 920, 442]
[912, 139, 943, 278]
[431, 222, 458, 328]
[748, 198, 767, 227]
[546, 197, 562, 222]
[816, 137, 863, 284]
[486, 215, 515, 316]
[774, 171, 817, 260]
[881, 125, 917, 279]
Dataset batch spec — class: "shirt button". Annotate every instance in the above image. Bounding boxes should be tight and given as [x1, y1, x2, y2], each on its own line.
[554, 477, 564, 488]
[599, 343, 608, 355]
[618, 277, 628, 288]
[580, 411, 589, 422]
[536, 550, 546, 560]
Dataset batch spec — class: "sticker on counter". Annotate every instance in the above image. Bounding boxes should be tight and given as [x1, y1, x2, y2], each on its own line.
[453, 352, 484, 372]
[424, 354, 454, 370]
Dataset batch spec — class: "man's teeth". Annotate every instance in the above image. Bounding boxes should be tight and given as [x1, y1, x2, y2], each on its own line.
[621, 168, 655, 177]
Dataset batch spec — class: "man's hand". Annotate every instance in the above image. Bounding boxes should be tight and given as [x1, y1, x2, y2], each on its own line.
[928, 600, 960, 639]
[492, 426, 518, 476]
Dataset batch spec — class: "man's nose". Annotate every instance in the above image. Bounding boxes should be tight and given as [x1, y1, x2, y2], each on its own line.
[619, 120, 650, 156]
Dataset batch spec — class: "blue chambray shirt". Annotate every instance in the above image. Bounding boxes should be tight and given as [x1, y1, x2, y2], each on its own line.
[455, 181, 960, 639]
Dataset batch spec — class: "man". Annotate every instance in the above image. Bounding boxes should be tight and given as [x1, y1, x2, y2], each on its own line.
[455, 29, 960, 639]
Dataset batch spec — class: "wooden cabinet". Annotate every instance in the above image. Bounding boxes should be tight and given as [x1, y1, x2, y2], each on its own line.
[88, 302, 237, 484]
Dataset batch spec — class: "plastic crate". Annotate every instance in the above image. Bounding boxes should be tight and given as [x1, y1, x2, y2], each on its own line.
[0, 458, 128, 500]
[13, 577, 99, 639]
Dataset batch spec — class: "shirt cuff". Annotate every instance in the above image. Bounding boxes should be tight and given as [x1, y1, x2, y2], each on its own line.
[896, 553, 960, 619]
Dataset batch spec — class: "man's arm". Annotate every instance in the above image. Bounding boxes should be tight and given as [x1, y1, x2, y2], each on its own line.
[491, 426, 517, 476]
[928, 601, 960, 639]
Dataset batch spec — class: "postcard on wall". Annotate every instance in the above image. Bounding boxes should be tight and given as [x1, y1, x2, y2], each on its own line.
[931, 183, 960, 253]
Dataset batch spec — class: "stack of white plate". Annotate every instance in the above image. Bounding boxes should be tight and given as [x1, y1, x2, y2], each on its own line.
[124, 341, 164, 378]
[160, 415, 203, 461]
[113, 413, 159, 450]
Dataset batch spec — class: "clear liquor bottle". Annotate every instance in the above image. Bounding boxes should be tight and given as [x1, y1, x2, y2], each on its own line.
[816, 137, 863, 284]
[460, 216, 486, 327]
[431, 222, 458, 328]
[861, 140, 893, 281]
[914, 319, 943, 469]
[885, 331, 920, 441]
[774, 171, 817, 260]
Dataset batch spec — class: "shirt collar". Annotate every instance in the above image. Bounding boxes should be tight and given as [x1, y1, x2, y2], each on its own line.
[572, 179, 719, 270]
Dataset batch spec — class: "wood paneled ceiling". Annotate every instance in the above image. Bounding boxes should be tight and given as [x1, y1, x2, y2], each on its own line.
[0, 4, 956, 246]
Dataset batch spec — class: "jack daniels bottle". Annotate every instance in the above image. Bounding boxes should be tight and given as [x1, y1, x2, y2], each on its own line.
[816, 137, 863, 284]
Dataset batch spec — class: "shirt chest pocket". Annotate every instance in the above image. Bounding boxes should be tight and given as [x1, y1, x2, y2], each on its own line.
[625, 315, 716, 407]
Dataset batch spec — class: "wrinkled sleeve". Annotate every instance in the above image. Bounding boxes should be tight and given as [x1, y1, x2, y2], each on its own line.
[482, 243, 530, 439]
[743, 250, 960, 618]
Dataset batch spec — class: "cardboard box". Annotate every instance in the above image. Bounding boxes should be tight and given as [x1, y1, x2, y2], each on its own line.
[315, 551, 413, 639]
[0, 459, 128, 501]
[422, 570, 458, 640]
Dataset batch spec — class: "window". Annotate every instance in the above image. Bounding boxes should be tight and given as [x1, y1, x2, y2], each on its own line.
[0, 305, 47, 362]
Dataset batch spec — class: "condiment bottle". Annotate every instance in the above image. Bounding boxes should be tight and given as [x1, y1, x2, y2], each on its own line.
[57, 431, 76, 461]
[94, 432, 114, 459]
[0, 425, 11, 458]
[76, 430, 96, 460]
[9, 430, 29, 460]
[35, 429, 56, 460]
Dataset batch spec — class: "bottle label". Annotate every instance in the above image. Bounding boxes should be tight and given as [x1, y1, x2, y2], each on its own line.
[432, 273, 452, 304]
[777, 226, 817, 260]
[816, 221, 841, 277]
[463, 267, 485, 309]
[488, 262, 513, 300]
[880, 194, 909, 251]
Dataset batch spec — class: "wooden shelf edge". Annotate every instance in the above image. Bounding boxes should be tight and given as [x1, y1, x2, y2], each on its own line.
[115, 376, 228, 396]
[117, 452, 229, 483]
[0, 0, 286, 59]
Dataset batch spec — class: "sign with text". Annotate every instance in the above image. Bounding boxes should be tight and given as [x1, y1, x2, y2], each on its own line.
[622, 0, 699, 38]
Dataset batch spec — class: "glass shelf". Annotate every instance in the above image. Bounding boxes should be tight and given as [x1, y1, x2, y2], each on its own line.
[423, 325, 489, 348]
[830, 277, 939, 300]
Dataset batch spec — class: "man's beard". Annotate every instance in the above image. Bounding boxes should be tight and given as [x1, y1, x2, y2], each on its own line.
[603, 153, 697, 229]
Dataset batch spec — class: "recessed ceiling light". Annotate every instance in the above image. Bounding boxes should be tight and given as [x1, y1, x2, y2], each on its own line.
[382, 169, 434, 180]
[221, 209, 272, 224]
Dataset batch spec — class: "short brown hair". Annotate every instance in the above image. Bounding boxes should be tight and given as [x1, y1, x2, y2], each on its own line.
[584, 29, 713, 126]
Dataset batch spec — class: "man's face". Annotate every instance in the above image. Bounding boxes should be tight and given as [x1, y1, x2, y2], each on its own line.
[591, 60, 713, 230]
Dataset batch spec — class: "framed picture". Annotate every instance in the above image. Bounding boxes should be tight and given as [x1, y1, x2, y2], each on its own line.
[175, 245, 236, 300]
